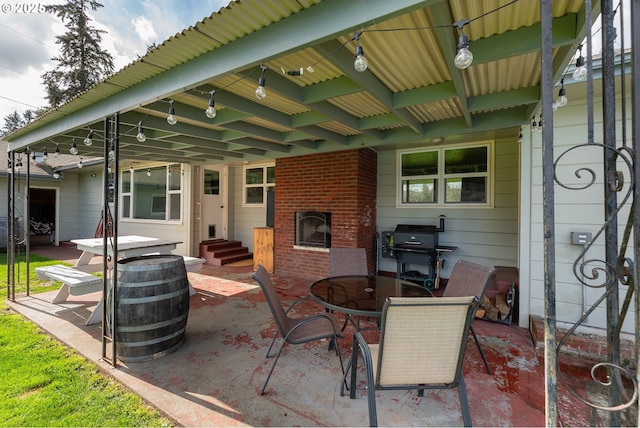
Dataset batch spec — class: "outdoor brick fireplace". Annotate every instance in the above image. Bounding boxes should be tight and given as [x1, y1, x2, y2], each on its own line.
[274, 148, 377, 279]
[296, 211, 331, 248]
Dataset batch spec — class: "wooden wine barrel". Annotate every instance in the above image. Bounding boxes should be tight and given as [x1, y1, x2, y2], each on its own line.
[115, 255, 189, 362]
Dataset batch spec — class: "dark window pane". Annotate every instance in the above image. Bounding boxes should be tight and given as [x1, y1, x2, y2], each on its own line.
[401, 151, 438, 176]
[133, 166, 166, 219]
[267, 166, 275, 183]
[445, 177, 487, 203]
[169, 194, 181, 220]
[122, 170, 131, 193]
[245, 168, 263, 185]
[246, 187, 263, 204]
[445, 147, 488, 174]
[122, 196, 130, 217]
[168, 164, 181, 191]
[401, 179, 437, 203]
[204, 169, 220, 195]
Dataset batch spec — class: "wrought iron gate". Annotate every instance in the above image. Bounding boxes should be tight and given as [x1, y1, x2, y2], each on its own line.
[541, 0, 638, 425]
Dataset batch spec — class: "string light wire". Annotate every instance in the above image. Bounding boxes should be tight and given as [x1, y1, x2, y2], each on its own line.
[278, 0, 520, 75]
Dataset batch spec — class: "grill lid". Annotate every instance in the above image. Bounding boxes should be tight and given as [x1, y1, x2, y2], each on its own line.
[393, 224, 438, 249]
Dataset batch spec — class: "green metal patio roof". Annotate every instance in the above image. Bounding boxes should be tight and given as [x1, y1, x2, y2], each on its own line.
[3, 0, 599, 165]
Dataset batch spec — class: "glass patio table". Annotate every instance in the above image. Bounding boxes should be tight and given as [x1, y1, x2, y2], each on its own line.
[309, 275, 430, 330]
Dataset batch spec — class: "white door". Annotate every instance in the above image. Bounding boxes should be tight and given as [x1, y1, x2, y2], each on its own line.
[200, 165, 228, 241]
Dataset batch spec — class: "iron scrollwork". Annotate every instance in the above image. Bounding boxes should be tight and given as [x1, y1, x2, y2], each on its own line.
[553, 141, 638, 419]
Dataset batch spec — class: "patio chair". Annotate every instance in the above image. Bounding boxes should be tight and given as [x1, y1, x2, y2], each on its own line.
[439, 259, 495, 374]
[347, 296, 478, 427]
[329, 247, 369, 329]
[329, 247, 368, 276]
[252, 264, 345, 395]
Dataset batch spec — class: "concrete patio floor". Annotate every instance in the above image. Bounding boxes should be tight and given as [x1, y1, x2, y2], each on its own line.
[6, 243, 610, 426]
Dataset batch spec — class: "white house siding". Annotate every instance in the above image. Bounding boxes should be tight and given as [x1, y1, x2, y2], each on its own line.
[56, 173, 80, 242]
[0, 179, 6, 245]
[0, 178, 16, 245]
[375, 137, 520, 284]
[527, 94, 635, 334]
[229, 164, 267, 252]
[75, 169, 104, 240]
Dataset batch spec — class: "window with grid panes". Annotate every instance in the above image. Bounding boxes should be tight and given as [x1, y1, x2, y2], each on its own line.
[398, 143, 492, 207]
[243, 164, 275, 205]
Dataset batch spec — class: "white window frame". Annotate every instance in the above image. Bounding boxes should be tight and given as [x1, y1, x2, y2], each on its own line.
[120, 164, 183, 222]
[396, 141, 494, 208]
[242, 163, 275, 207]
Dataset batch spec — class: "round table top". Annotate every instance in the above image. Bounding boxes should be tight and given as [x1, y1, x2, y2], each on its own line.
[309, 275, 430, 317]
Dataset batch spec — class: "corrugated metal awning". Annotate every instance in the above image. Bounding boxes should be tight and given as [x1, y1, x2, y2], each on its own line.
[4, 0, 597, 165]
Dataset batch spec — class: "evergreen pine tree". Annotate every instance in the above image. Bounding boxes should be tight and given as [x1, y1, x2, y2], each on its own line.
[2, 111, 25, 136]
[41, 0, 114, 107]
[1, 109, 38, 136]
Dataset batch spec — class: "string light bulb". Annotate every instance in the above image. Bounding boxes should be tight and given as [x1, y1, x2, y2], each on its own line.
[147, 168, 151, 177]
[537, 115, 543, 133]
[54, 143, 60, 158]
[255, 64, 267, 100]
[130, 163, 134, 172]
[352, 31, 368, 72]
[53, 170, 60, 179]
[454, 20, 473, 69]
[205, 90, 216, 118]
[555, 78, 567, 108]
[136, 121, 147, 142]
[518, 128, 523, 144]
[166, 100, 177, 125]
[15, 158, 22, 172]
[108, 143, 116, 161]
[42, 146, 48, 162]
[70, 139, 78, 155]
[572, 45, 587, 82]
[78, 157, 83, 168]
[83, 130, 93, 146]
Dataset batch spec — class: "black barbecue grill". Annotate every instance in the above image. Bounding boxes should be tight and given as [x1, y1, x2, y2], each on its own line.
[391, 219, 456, 286]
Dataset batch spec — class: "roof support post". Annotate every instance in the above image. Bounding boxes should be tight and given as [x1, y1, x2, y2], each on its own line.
[540, 0, 558, 426]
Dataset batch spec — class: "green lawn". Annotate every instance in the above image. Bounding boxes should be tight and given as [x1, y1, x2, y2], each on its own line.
[0, 253, 68, 296]
[1, 253, 173, 427]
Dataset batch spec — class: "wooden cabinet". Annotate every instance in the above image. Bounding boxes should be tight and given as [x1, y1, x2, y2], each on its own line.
[253, 227, 274, 272]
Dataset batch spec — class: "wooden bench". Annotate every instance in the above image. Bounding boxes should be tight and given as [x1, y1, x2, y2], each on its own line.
[35, 265, 103, 304]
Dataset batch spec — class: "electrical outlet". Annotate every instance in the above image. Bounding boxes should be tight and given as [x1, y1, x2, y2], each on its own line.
[570, 231, 592, 245]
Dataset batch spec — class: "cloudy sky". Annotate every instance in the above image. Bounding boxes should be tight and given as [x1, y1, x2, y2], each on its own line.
[0, 0, 230, 122]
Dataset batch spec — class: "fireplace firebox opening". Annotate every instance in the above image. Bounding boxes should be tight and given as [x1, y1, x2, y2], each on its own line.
[296, 211, 331, 248]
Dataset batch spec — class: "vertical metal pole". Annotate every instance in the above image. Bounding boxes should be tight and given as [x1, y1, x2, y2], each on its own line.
[585, 0, 595, 145]
[6, 153, 10, 299]
[540, 0, 557, 426]
[630, 0, 640, 424]
[102, 116, 110, 361]
[25, 151, 30, 296]
[601, 1, 622, 425]
[7, 152, 14, 301]
[112, 112, 119, 366]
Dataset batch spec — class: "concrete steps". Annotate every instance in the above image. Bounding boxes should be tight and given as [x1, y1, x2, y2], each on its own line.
[199, 239, 253, 266]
